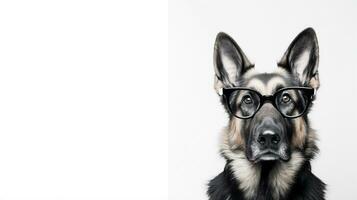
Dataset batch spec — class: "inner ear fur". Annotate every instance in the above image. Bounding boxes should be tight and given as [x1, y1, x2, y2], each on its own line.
[214, 32, 254, 91]
[278, 28, 320, 89]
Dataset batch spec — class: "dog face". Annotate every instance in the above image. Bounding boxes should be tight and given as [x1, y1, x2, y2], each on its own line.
[214, 28, 319, 163]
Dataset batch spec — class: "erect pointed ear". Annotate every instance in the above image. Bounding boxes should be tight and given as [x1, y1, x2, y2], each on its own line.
[278, 28, 320, 89]
[214, 32, 253, 92]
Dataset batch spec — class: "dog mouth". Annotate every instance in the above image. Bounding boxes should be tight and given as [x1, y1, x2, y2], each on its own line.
[251, 150, 290, 163]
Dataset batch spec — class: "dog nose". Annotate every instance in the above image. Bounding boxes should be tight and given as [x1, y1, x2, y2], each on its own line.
[257, 130, 281, 149]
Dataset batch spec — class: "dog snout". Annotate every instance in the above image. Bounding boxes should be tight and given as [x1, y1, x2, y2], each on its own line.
[257, 130, 281, 149]
[247, 103, 290, 162]
[255, 116, 284, 150]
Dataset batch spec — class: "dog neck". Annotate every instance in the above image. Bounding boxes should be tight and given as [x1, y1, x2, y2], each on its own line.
[220, 130, 305, 200]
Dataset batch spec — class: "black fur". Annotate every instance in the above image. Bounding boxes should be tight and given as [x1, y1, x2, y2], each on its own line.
[208, 161, 325, 200]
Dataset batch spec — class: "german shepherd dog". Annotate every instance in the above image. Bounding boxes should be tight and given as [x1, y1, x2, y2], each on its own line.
[207, 28, 326, 200]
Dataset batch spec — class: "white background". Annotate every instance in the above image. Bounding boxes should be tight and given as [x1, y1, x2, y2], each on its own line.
[0, 1, 167, 199]
[169, 0, 357, 199]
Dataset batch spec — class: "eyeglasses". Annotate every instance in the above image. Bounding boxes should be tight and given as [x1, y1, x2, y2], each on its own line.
[218, 87, 315, 119]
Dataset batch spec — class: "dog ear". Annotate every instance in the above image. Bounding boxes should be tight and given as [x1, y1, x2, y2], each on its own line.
[214, 32, 253, 91]
[278, 28, 320, 89]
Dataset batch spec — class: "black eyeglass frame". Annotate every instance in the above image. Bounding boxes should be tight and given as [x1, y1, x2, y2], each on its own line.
[218, 86, 316, 119]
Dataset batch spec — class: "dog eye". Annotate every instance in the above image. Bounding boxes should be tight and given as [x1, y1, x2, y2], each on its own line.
[242, 95, 253, 104]
[281, 94, 291, 103]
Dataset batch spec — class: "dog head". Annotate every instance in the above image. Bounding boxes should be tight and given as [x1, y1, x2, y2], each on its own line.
[214, 28, 319, 163]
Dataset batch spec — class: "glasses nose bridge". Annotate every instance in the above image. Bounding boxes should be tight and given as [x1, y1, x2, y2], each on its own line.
[261, 95, 275, 104]
[256, 95, 279, 115]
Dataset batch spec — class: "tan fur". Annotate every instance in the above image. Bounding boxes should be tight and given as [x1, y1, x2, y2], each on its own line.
[292, 117, 307, 149]
[274, 67, 289, 76]
[242, 68, 259, 79]
[220, 130, 260, 199]
[309, 74, 320, 89]
[246, 76, 286, 95]
[214, 68, 258, 93]
[305, 128, 319, 158]
[229, 119, 245, 149]
[214, 76, 224, 94]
